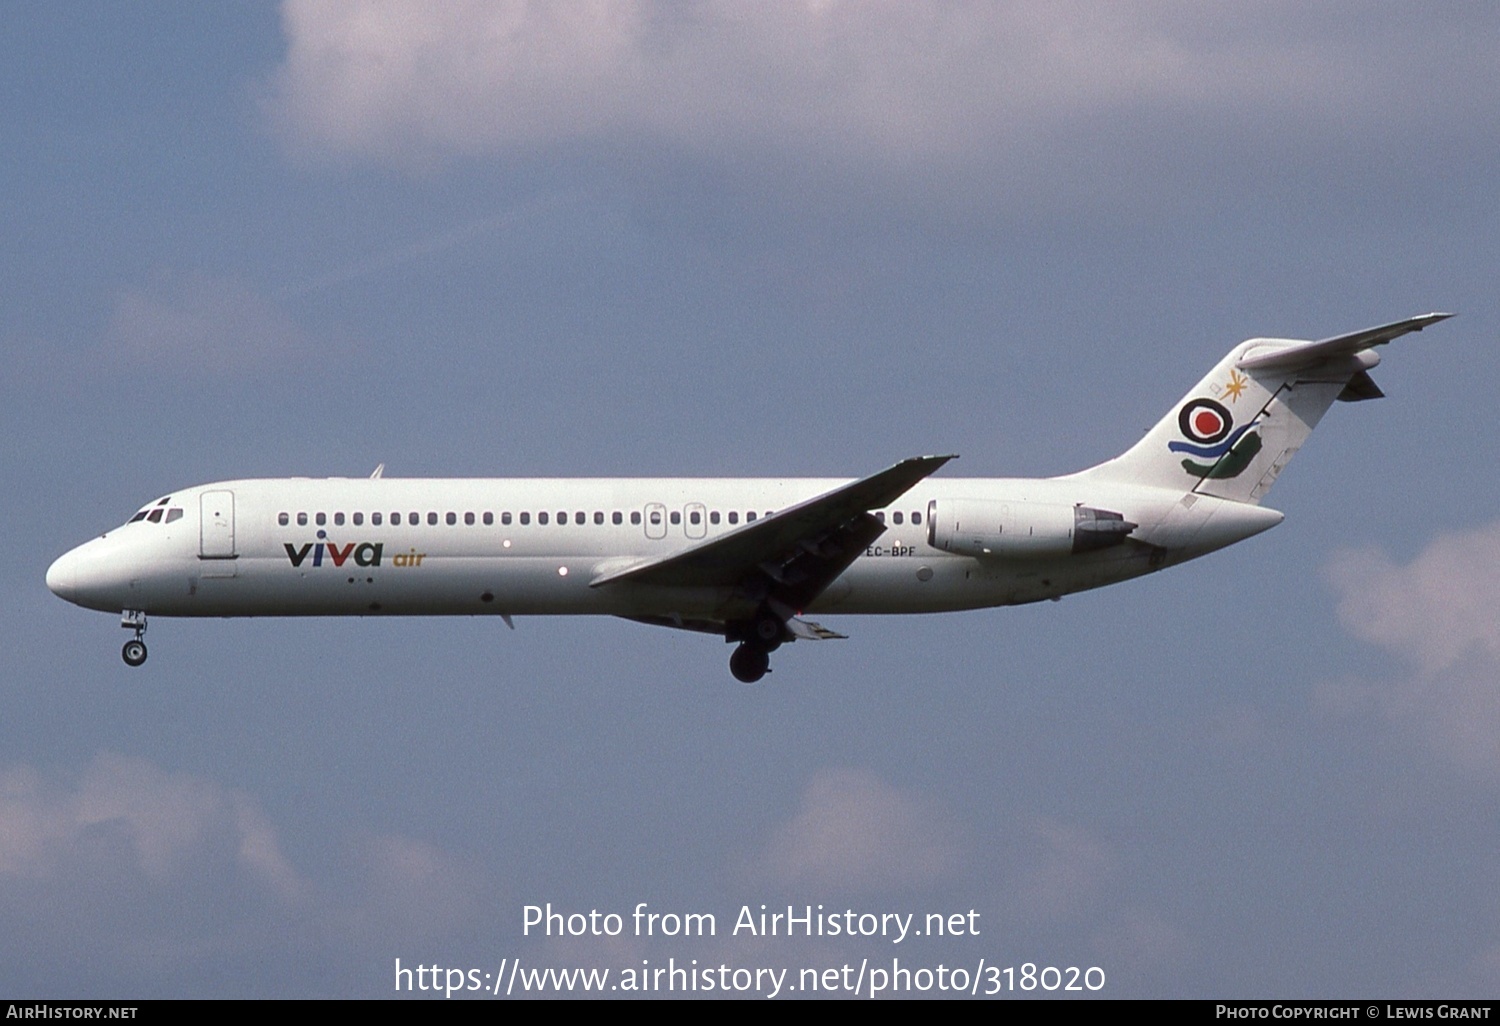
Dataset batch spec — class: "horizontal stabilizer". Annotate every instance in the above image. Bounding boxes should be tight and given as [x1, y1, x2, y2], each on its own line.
[1337, 370, 1385, 403]
[1237, 312, 1452, 372]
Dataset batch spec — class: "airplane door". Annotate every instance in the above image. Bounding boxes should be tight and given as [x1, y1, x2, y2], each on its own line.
[685, 502, 707, 539]
[644, 503, 667, 540]
[199, 490, 238, 574]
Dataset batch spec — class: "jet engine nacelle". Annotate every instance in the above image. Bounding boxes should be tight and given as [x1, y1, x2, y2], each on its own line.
[926, 499, 1137, 558]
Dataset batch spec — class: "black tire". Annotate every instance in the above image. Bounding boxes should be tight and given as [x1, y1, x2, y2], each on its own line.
[753, 613, 783, 644]
[729, 644, 770, 684]
[122, 639, 147, 667]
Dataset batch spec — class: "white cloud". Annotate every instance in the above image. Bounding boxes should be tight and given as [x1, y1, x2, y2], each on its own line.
[751, 767, 964, 893]
[1323, 522, 1500, 777]
[0, 753, 491, 989]
[0, 752, 303, 898]
[1012, 819, 1113, 922]
[107, 270, 316, 371]
[267, 1, 1500, 167]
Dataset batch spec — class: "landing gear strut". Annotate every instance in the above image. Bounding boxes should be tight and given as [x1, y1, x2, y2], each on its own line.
[121, 610, 147, 667]
[729, 643, 771, 684]
[727, 608, 786, 683]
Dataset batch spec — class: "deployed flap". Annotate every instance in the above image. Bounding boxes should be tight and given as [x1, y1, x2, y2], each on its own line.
[1237, 312, 1452, 372]
[590, 454, 955, 591]
[620, 614, 848, 641]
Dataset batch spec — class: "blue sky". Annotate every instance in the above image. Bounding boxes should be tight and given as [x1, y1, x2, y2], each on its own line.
[5, 1, 1500, 998]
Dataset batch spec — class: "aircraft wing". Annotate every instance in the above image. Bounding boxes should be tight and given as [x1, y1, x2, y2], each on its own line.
[590, 454, 955, 612]
[1237, 312, 1453, 372]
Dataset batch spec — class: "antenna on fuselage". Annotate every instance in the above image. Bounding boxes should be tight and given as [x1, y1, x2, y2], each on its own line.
[370, 463, 385, 479]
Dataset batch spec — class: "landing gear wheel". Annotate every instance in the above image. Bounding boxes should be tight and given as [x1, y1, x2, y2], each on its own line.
[122, 639, 148, 667]
[729, 644, 770, 684]
[752, 613, 784, 647]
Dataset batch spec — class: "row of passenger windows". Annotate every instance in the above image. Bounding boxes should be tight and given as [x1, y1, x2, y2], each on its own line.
[275, 508, 926, 528]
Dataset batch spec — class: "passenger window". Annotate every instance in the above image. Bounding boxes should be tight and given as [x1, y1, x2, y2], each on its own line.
[501, 512, 512, 525]
[446, 512, 457, 526]
[729, 512, 739, 525]
[334, 512, 345, 526]
[559, 512, 570, 525]
[539, 512, 549, 525]
[372, 512, 382, 526]
[893, 512, 903, 525]
[464, 512, 474, 526]
[316, 513, 327, 526]
[577, 511, 586, 524]
[911, 511, 922, 525]
[278, 512, 289, 526]
[631, 511, 642, 525]
[298, 512, 308, 526]
[409, 512, 418, 525]
[876, 511, 886, 523]
[649, 511, 661, 525]
[612, 512, 622, 525]
[147, 508, 164, 523]
[520, 512, 530, 525]
[353, 512, 363, 526]
[747, 512, 757, 522]
[689, 511, 701, 525]
[482, 512, 492, 526]
[670, 511, 681, 525]
[710, 511, 720, 525]
[165, 508, 183, 524]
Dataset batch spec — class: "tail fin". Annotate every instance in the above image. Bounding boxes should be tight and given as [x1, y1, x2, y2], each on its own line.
[1068, 313, 1452, 504]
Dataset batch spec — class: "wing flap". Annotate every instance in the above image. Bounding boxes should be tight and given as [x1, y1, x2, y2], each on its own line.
[621, 614, 848, 641]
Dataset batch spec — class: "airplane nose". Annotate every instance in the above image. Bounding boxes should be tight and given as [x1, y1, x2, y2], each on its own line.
[46, 549, 78, 602]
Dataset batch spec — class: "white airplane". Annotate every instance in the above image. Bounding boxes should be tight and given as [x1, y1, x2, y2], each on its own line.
[46, 313, 1450, 682]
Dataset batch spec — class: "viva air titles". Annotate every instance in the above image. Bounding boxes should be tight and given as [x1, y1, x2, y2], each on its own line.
[283, 541, 427, 568]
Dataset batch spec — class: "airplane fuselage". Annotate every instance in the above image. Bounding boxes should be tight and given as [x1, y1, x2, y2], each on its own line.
[45, 475, 1278, 623]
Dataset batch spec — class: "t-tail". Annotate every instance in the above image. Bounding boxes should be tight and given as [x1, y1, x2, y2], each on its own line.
[1069, 313, 1453, 504]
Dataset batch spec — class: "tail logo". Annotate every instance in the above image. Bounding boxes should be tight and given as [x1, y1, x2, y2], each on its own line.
[1171, 398, 1263, 479]
[1178, 399, 1232, 445]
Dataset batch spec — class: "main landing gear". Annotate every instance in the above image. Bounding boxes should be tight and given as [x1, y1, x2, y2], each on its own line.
[121, 610, 147, 667]
[729, 643, 771, 684]
[727, 610, 786, 684]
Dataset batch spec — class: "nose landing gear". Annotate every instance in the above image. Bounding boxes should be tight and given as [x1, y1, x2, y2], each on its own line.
[121, 610, 147, 667]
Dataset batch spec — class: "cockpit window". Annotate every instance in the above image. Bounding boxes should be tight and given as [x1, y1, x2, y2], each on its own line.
[129, 511, 149, 523]
[165, 508, 183, 524]
[147, 509, 164, 523]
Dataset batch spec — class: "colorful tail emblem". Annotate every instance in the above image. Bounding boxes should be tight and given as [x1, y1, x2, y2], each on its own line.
[1170, 398, 1263, 479]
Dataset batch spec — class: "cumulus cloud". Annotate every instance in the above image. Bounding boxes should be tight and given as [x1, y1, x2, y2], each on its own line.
[0, 752, 303, 898]
[0, 753, 489, 991]
[106, 270, 316, 371]
[267, 1, 1500, 167]
[1323, 521, 1500, 776]
[751, 768, 964, 893]
[1012, 819, 1113, 922]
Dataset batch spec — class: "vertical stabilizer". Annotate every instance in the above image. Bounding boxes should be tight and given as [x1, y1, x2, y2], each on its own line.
[1065, 314, 1451, 504]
